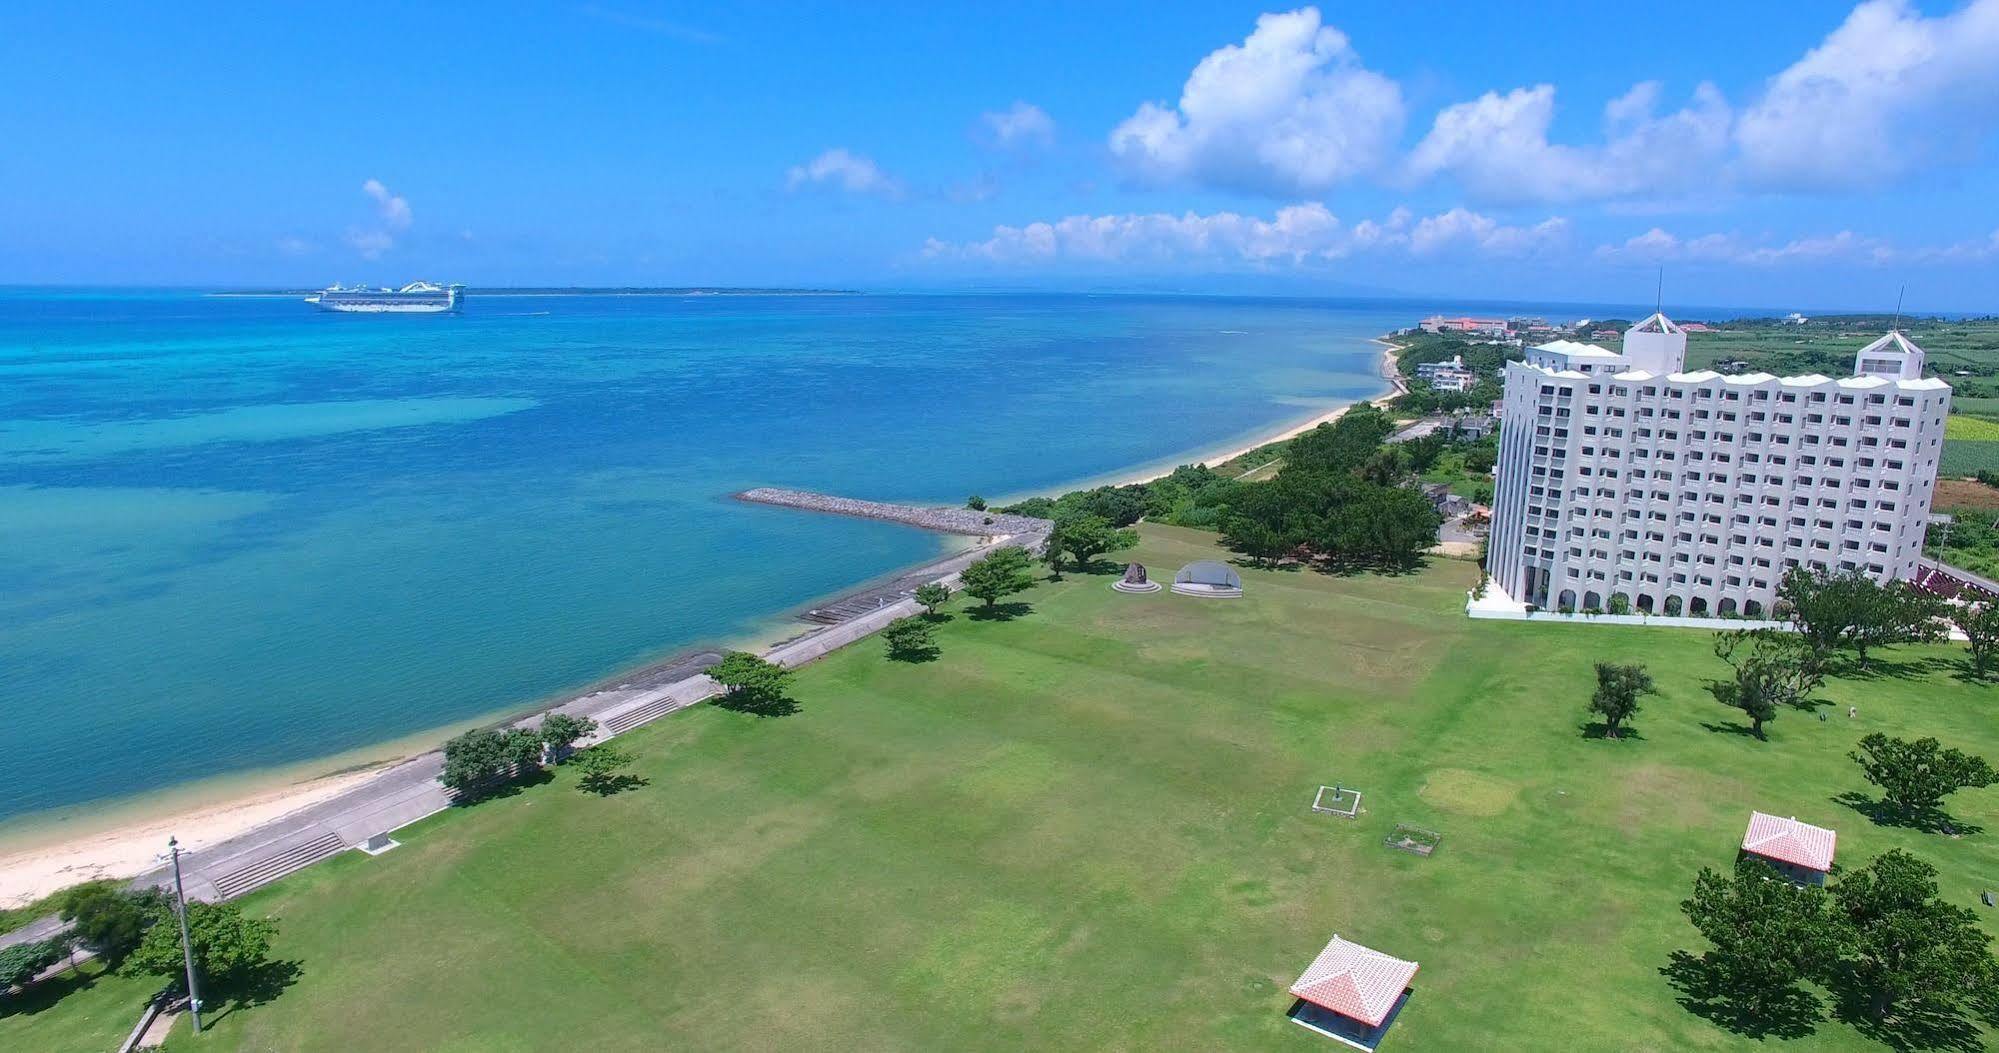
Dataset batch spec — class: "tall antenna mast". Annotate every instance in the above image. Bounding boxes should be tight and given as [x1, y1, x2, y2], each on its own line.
[1655, 266, 1663, 317]
[1892, 285, 1905, 332]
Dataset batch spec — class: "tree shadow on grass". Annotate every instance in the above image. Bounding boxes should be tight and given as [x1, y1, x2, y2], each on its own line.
[1948, 657, 1996, 685]
[1698, 720, 1763, 739]
[1578, 721, 1645, 741]
[580, 773, 649, 797]
[0, 961, 114, 1020]
[1311, 555, 1429, 578]
[917, 611, 955, 625]
[449, 766, 554, 807]
[1661, 949, 1824, 1040]
[1832, 653, 1957, 683]
[967, 602, 1033, 622]
[886, 646, 941, 664]
[1824, 965, 1987, 1053]
[203, 958, 303, 1027]
[1830, 791, 1983, 836]
[1228, 557, 1303, 572]
[711, 692, 800, 718]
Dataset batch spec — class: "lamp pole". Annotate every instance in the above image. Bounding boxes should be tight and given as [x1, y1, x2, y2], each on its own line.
[168, 836, 204, 1033]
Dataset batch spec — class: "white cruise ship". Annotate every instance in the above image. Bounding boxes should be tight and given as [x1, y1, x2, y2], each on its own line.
[306, 281, 465, 314]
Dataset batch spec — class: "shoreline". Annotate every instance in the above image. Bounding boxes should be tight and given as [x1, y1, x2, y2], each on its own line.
[1093, 335, 1406, 489]
[0, 337, 1407, 909]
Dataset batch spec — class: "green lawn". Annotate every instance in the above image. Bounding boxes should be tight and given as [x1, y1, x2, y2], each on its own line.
[10, 524, 1999, 1051]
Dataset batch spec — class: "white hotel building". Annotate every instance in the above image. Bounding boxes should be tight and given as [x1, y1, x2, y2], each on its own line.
[1485, 315, 1950, 616]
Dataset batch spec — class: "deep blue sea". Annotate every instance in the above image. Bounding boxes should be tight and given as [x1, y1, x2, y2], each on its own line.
[0, 290, 1436, 825]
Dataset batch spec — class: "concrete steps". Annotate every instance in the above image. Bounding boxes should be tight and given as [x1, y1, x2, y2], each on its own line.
[207, 832, 345, 900]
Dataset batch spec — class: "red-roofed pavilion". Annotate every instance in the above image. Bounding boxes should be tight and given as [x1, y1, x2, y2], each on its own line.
[1286, 935, 1418, 1049]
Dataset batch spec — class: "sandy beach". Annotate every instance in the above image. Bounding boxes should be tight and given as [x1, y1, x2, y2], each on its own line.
[0, 335, 1410, 912]
[0, 767, 386, 908]
[1106, 336, 1408, 488]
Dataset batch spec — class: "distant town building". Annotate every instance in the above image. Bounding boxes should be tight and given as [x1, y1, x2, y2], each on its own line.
[1419, 315, 1508, 336]
[1486, 316, 1949, 615]
[1679, 322, 1712, 333]
[1415, 355, 1479, 392]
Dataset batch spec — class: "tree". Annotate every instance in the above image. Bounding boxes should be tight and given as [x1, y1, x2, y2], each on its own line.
[1606, 594, 1631, 616]
[881, 615, 938, 661]
[965, 495, 987, 511]
[1051, 513, 1137, 570]
[959, 546, 1035, 608]
[1713, 629, 1823, 739]
[1219, 513, 1290, 567]
[128, 901, 276, 989]
[1402, 433, 1447, 473]
[60, 885, 159, 959]
[1285, 405, 1396, 476]
[1850, 733, 1997, 824]
[501, 727, 545, 770]
[440, 728, 513, 795]
[1954, 602, 1999, 679]
[1833, 849, 1996, 1021]
[572, 744, 640, 795]
[1317, 484, 1439, 568]
[538, 712, 597, 757]
[1358, 446, 1406, 487]
[914, 582, 951, 616]
[1040, 529, 1067, 578]
[1588, 662, 1654, 739]
[0, 937, 66, 990]
[1779, 569, 1943, 669]
[708, 650, 795, 714]
[1680, 859, 1841, 1017]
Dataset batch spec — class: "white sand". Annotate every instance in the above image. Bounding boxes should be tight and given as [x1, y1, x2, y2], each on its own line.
[0, 767, 386, 908]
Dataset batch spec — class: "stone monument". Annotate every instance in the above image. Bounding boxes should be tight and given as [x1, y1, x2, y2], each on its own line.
[1112, 562, 1161, 594]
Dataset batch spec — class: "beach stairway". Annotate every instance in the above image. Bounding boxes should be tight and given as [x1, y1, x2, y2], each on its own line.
[206, 831, 346, 900]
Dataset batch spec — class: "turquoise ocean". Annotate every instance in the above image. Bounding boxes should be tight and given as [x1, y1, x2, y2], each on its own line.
[0, 290, 1484, 827]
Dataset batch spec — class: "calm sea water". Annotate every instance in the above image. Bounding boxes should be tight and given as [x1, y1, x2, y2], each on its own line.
[0, 290, 1423, 824]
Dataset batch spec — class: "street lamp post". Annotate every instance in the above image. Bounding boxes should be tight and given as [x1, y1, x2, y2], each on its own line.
[168, 836, 203, 1033]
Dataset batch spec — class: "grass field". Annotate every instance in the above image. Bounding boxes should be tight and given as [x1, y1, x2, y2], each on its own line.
[8, 525, 1998, 1052]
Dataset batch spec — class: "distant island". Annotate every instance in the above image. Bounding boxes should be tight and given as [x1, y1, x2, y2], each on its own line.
[208, 286, 862, 298]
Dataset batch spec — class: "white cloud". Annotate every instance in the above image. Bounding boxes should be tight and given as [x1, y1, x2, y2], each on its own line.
[785, 148, 902, 197]
[578, 4, 721, 45]
[362, 179, 412, 231]
[343, 179, 413, 259]
[922, 203, 1566, 267]
[1108, 7, 1404, 196]
[1736, 0, 1999, 189]
[981, 102, 1055, 149]
[344, 230, 396, 260]
[1406, 81, 1731, 205]
[275, 236, 317, 256]
[1593, 225, 1999, 266]
[1406, 208, 1570, 257]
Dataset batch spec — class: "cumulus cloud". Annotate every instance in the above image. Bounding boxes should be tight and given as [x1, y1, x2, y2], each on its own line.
[786, 148, 902, 197]
[362, 179, 412, 231]
[1736, 0, 1999, 189]
[1108, 7, 1404, 196]
[921, 203, 1566, 266]
[1406, 81, 1732, 205]
[1594, 225, 1999, 266]
[981, 101, 1055, 149]
[343, 179, 412, 259]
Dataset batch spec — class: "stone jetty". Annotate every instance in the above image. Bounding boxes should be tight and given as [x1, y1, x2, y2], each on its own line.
[735, 487, 1051, 538]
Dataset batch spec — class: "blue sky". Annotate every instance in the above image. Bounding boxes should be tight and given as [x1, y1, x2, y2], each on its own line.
[4, 1, 1998, 309]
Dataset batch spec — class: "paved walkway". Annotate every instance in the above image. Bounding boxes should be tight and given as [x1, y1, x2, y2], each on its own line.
[2, 500, 1048, 953]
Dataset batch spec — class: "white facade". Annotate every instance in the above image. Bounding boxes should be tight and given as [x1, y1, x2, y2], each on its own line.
[1487, 316, 1950, 615]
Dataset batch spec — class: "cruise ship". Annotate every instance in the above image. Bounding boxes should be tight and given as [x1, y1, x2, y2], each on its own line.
[306, 281, 465, 314]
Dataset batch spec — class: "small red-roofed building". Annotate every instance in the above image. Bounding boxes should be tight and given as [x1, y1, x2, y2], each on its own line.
[1285, 935, 1418, 1049]
[1741, 811, 1837, 884]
